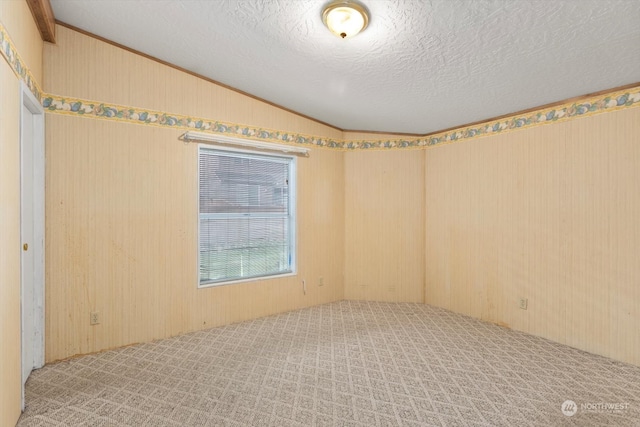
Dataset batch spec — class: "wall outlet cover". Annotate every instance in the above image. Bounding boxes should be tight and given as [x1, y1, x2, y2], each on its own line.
[90, 312, 100, 325]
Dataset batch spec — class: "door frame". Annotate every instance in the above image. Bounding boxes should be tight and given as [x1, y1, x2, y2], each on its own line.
[20, 81, 45, 409]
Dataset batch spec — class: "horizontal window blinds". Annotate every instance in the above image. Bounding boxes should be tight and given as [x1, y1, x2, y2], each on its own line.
[199, 147, 294, 284]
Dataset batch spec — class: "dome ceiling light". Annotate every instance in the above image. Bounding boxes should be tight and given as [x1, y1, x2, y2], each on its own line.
[322, 1, 369, 39]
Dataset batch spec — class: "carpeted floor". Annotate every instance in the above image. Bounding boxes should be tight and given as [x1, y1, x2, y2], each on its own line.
[17, 301, 640, 426]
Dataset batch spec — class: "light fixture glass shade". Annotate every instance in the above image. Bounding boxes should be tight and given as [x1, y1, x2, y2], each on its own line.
[322, 1, 369, 39]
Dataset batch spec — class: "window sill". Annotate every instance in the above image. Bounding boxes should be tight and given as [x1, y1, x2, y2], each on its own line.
[198, 271, 297, 289]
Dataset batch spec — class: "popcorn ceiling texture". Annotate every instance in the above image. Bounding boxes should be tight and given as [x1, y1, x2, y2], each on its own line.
[17, 301, 640, 426]
[49, 0, 640, 134]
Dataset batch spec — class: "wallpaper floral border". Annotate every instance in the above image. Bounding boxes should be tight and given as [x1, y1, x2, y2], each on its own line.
[2, 19, 640, 151]
[40, 95, 344, 149]
[41, 87, 640, 151]
[0, 19, 42, 101]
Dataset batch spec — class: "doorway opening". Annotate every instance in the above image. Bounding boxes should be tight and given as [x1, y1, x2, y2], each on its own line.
[20, 81, 45, 410]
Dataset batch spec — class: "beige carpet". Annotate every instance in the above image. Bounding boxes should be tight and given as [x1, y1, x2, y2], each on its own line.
[17, 301, 640, 426]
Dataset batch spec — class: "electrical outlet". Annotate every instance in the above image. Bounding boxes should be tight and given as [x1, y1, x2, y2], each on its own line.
[318, 277, 324, 286]
[519, 298, 528, 310]
[90, 311, 100, 325]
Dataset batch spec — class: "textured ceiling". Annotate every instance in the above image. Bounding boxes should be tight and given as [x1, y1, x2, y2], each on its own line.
[50, 0, 640, 134]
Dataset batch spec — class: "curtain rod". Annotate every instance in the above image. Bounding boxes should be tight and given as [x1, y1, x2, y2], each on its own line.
[179, 131, 310, 157]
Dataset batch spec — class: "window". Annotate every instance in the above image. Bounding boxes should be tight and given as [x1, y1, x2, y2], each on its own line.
[198, 146, 296, 286]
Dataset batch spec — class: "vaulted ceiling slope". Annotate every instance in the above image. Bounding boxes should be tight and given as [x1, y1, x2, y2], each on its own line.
[50, 0, 640, 135]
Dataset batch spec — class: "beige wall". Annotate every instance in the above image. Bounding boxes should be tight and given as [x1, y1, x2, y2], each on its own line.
[43, 26, 345, 362]
[44, 26, 339, 138]
[0, 1, 43, 425]
[0, 55, 23, 427]
[0, 1, 43, 84]
[344, 147, 425, 303]
[425, 108, 640, 366]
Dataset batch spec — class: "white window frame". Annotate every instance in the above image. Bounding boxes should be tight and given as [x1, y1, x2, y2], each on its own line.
[197, 144, 297, 288]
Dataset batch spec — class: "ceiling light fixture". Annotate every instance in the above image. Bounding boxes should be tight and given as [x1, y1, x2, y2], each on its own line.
[322, 1, 369, 39]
